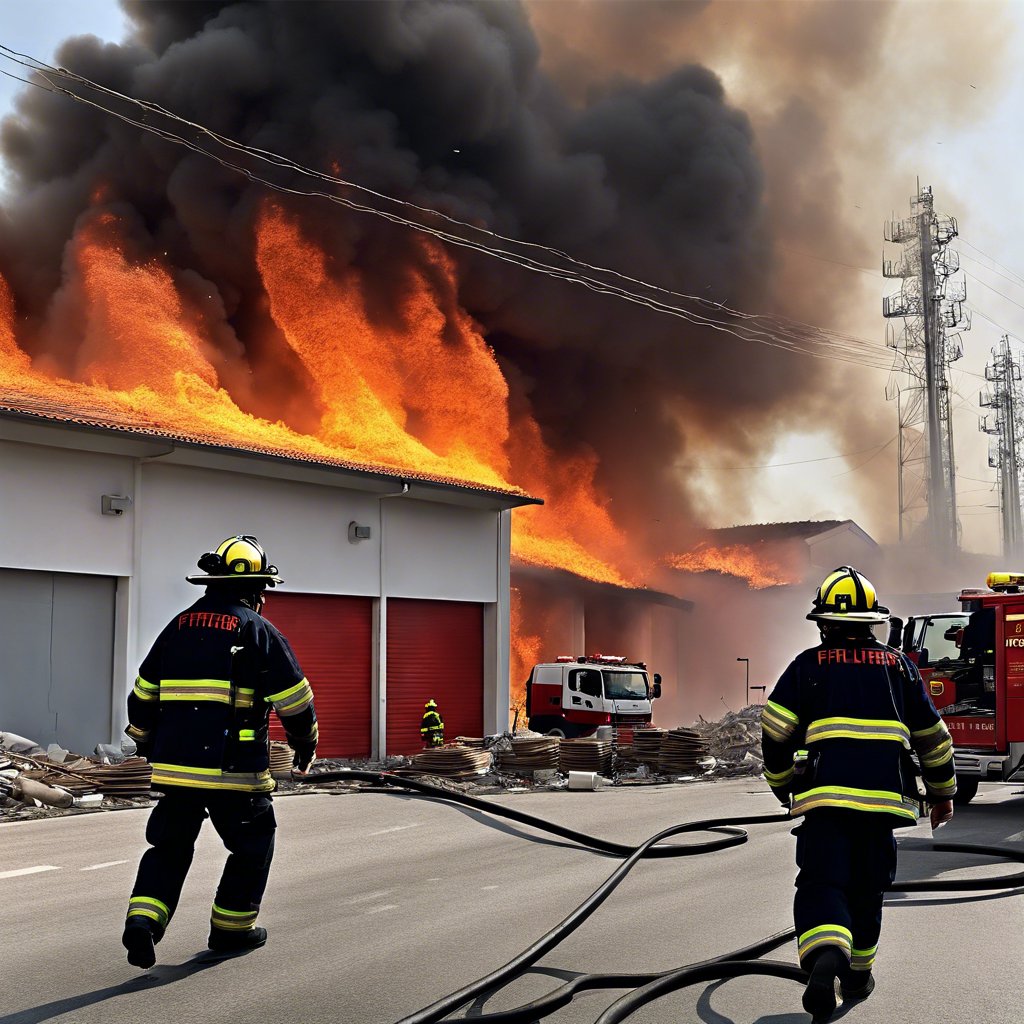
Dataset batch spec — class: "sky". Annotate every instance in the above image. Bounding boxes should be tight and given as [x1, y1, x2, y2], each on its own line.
[3, 0, 1024, 561]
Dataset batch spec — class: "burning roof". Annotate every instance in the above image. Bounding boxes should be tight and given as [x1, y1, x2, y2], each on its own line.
[0, 396, 539, 506]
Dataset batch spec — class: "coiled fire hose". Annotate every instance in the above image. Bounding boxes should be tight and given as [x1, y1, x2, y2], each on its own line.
[295, 769, 1024, 1023]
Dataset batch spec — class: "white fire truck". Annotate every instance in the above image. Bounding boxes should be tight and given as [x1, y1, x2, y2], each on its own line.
[524, 654, 662, 738]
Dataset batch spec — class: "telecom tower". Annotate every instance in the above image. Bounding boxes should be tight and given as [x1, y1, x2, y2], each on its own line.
[980, 334, 1024, 562]
[882, 184, 969, 553]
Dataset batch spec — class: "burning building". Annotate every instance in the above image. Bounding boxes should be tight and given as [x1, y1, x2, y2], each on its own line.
[0, 3, 943, 747]
[665, 520, 881, 723]
[0, 400, 537, 756]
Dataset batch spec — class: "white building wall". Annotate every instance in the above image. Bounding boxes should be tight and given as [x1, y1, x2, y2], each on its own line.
[0, 430, 515, 746]
[0, 439, 134, 575]
[382, 498, 499, 602]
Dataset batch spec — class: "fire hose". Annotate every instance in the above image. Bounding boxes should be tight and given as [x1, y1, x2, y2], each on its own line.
[295, 769, 1024, 1023]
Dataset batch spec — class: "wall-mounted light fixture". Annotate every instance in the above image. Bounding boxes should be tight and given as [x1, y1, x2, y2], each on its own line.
[348, 521, 372, 542]
[101, 494, 133, 517]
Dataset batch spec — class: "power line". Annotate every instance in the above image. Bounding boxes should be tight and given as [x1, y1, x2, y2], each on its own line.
[0, 44, 901, 372]
[674, 436, 896, 471]
[959, 237, 1024, 290]
[829, 436, 898, 478]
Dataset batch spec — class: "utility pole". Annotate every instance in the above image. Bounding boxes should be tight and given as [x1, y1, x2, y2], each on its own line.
[980, 334, 1024, 562]
[883, 184, 968, 554]
[736, 657, 749, 707]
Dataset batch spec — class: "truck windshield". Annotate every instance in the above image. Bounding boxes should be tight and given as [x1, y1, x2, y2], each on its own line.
[924, 616, 969, 662]
[603, 671, 649, 700]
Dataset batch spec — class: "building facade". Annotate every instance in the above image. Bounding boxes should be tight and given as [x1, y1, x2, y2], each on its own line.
[0, 409, 536, 757]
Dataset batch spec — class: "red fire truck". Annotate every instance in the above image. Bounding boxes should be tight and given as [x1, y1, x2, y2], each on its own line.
[525, 654, 662, 738]
[912, 573, 1024, 805]
[887, 611, 970, 688]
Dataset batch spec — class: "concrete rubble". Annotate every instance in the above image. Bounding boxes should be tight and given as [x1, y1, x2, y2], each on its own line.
[0, 732, 153, 823]
[688, 705, 765, 778]
[1, 708, 768, 823]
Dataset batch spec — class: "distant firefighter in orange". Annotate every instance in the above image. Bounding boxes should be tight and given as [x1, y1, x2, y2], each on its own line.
[420, 699, 445, 748]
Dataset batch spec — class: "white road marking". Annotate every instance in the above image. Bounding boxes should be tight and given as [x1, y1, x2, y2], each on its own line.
[481, 885, 499, 890]
[364, 904, 399, 914]
[0, 866, 59, 879]
[368, 823, 422, 836]
[345, 890, 394, 904]
[80, 860, 128, 871]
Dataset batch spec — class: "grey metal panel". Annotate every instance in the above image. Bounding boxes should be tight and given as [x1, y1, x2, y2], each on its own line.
[0, 568, 115, 753]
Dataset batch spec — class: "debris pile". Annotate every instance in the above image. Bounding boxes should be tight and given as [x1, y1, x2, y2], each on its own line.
[497, 735, 560, 773]
[1, 740, 154, 821]
[632, 729, 665, 769]
[558, 738, 613, 775]
[689, 706, 765, 778]
[410, 744, 493, 779]
[657, 729, 711, 775]
[5, 750, 152, 798]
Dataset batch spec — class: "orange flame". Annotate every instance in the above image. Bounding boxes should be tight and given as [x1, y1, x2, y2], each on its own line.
[509, 586, 544, 726]
[667, 542, 798, 589]
[1, 203, 641, 591]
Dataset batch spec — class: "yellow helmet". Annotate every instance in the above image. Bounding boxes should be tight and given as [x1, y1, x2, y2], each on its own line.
[186, 535, 283, 587]
[807, 566, 889, 624]
[425, 699, 438, 709]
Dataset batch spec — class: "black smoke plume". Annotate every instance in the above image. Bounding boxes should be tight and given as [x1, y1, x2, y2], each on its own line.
[0, 0, 829, 558]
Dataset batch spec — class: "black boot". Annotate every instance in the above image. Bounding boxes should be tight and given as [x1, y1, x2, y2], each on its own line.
[208, 926, 268, 953]
[841, 971, 875, 1001]
[122, 920, 158, 970]
[802, 947, 845, 1022]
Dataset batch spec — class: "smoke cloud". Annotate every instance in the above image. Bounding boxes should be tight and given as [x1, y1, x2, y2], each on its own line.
[0, 0, 859, 560]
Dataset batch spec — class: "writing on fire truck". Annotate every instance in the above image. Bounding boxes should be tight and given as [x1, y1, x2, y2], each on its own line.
[525, 654, 662, 738]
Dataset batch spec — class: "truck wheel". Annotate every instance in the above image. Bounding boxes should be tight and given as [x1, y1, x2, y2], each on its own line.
[953, 776, 979, 805]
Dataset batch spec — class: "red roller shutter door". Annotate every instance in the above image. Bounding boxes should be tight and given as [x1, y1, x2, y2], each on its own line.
[263, 593, 372, 758]
[386, 598, 483, 755]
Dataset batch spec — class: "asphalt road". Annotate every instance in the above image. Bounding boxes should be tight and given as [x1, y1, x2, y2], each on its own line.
[1, 777, 1022, 1024]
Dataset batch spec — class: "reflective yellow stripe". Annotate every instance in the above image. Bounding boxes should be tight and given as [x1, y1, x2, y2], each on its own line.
[125, 724, 151, 741]
[798, 924, 852, 962]
[804, 717, 910, 746]
[851, 944, 878, 970]
[239, 729, 256, 741]
[268, 678, 314, 716]
[235, 688, 255, 709]
[160, 679, 232, 704]
[912, 719, 946, 740]
[919, 735, 953, 768]
[914, 720, 954, 765]
[133, 676, 159, 702]
[150, 763, 274, 793]
[927, 777, 957, 796]
[762, 701, 799, 742]
[211, 903, 259, 931]
[792, 785, 919, 821]
[764, 766, 794, 786]
[127, 895, 170, 927]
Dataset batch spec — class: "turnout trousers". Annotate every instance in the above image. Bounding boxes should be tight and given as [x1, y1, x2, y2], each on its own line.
[793, 809, 897, 976]
[125, 788, 277, 939]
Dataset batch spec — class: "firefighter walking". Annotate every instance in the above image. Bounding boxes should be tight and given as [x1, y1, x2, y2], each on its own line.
[420, 699, 445, 748]
[761, 566, 955, 1022]
[121, 535, 318, 969]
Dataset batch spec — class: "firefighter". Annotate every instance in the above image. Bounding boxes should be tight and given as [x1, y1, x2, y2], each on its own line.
[420, 699, 445, 748]
[761, 566, 956, 1022]
[120, 535, 318, 970]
